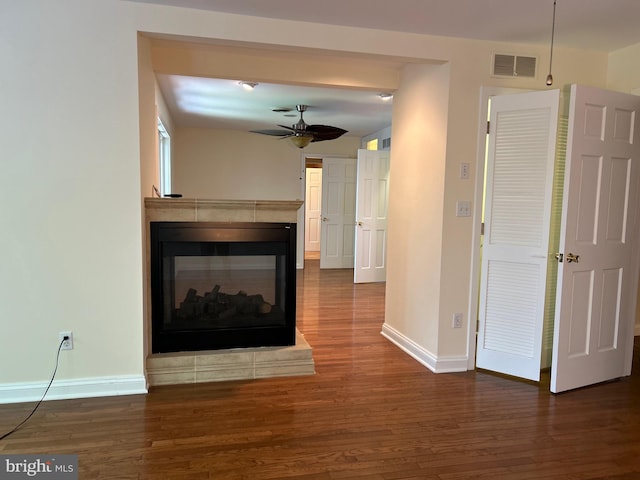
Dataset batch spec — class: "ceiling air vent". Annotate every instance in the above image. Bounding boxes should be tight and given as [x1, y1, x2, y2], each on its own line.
[492, 53, 537, 78]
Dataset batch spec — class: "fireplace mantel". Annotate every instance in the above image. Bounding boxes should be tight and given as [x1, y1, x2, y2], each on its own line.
[144, 198, 303, 223]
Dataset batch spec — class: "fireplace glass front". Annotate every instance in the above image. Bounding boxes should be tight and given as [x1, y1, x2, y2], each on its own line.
[150, 222, 296, 353]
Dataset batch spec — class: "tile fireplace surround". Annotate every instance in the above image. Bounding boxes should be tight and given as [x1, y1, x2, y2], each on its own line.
[144, 198, 314, 386]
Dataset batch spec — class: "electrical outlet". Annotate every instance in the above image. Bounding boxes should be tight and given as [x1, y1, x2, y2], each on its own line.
[453, 313, 463, 329]
[59, 331, 73, 350]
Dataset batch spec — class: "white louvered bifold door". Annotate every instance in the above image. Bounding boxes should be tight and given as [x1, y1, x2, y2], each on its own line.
[476, 90, 560, 381]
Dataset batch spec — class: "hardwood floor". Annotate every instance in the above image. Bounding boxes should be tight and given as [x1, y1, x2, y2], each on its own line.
[2, 260, 640, 479]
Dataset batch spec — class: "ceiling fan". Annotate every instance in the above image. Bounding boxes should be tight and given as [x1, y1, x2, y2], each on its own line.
[251, 104, 348, 148]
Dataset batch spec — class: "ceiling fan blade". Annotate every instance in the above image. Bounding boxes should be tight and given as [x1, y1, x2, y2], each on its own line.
[250, 129, 292, 137]
[276, 124, 298, 131]
[306, 125, 348, 142]
[253, 106, 346, 146]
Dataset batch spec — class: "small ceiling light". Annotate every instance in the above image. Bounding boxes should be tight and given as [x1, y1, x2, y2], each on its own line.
[378, 93, 394, 101]
[546, 0, 557, 86]
[239, 81, 258, 91]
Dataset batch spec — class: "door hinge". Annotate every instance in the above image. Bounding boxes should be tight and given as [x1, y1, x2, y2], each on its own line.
[486, 120, 491, 134]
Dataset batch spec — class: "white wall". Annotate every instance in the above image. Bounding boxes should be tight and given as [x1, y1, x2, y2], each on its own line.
[0, 0, 145, 400]
[173, 128, 360, 200]
[607, 43, 640, 94]
[383, 63, 450, 360]
[0, 0, 626, 402]
[138, 34, 158, 200]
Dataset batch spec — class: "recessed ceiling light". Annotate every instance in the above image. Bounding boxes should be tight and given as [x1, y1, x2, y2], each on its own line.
[378, 92, 394, 101]
[239, 81, 258, 91]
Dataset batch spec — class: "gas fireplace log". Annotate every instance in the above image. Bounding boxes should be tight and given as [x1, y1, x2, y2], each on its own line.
[176, 286, 273, 322]
[203, 284, 221, 303]
[218, 306, 237, 320]
[220, 291, 272, 315]
[185, 288, 197, 302]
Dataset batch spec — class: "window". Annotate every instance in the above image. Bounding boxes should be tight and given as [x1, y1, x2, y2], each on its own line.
[158, 118, 171, 196]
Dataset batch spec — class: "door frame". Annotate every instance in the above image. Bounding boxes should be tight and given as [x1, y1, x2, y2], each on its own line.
[467, 86, 534, 369]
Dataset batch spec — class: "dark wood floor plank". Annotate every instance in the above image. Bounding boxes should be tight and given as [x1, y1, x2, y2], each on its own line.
[1, 260, 640, 479]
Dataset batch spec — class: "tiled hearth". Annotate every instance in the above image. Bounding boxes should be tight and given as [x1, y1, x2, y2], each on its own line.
[144, 198, 314, 387]
[147, 330, 314, 386]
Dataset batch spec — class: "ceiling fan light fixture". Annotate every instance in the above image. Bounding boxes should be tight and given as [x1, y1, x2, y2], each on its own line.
[288, 133, 313, 149]
[252, 103, 347, 145]
[239, 81, 258, 91]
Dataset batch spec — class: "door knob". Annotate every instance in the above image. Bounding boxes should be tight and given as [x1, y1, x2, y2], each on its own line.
[357, 221, 363, 227]
[566, 253, 580, 263]
[322, 217, 328, 222]
[555, 252, 580, 263]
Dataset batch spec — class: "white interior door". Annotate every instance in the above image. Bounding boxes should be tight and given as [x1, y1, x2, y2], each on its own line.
[354, 149, 390, 283]
[305, 167, 322, 252]
[551, 85, 640, 393]
[476, 90, 560, 381]
[320, 157, 356, 269]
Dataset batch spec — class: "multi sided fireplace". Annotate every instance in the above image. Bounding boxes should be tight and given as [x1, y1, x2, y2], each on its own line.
[150, 221, 296, 353]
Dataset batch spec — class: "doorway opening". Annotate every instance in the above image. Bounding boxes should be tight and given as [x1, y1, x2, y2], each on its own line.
[304, 157, 323, 262]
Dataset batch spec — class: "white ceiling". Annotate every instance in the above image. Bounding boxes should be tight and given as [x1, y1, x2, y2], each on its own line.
[156, 75, 395, 137]
[143, 0, 640, 139]
[135, 0, 640, 52]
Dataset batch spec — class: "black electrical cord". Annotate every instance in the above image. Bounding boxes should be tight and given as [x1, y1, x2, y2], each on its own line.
[0, 338, 65, 440]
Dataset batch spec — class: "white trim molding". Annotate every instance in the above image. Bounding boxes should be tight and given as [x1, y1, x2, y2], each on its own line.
[0, 375, 147, 405]
[381, 323, 468, 373]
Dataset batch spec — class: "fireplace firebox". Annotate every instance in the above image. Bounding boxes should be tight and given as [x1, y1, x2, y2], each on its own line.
[150, 222, 296, 353]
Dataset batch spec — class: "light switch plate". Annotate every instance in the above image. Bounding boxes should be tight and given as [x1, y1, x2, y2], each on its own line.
[456, 201, 471, 217]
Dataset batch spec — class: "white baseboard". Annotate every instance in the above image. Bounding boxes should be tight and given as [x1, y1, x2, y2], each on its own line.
[0, 375, 148, 405]
[381, 323, 468, 373]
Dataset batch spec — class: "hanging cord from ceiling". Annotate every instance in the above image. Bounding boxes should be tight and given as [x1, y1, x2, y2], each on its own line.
[546, 0, 557, 86]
